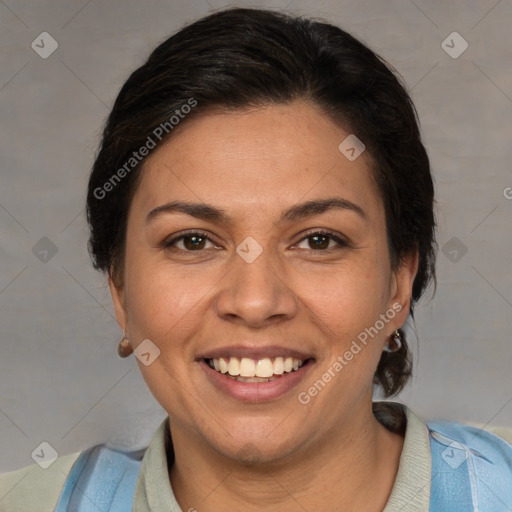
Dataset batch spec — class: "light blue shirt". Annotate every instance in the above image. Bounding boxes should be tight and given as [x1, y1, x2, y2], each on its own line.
[17, 402, 512, 511]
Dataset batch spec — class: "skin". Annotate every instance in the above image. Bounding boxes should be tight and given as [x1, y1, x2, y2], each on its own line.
[109, 100, 418, 512]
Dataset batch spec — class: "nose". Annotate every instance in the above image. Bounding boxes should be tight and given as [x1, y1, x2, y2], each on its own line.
[214, 244, 299, 328]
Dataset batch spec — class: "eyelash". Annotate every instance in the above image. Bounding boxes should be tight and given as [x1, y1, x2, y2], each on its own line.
[162, 229, 351, 253]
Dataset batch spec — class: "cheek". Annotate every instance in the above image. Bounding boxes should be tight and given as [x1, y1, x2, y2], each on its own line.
[123, 252, 218, 351]
[303, 259, 390, 337]
[123, 260, 208, 412]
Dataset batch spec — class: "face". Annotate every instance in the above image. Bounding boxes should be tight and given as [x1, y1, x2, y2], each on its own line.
[110, 100, 417, 463]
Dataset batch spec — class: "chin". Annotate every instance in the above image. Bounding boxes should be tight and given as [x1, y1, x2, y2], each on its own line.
[210, 427, 301, 466]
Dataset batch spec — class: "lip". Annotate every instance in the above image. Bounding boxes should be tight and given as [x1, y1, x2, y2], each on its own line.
[196, 345, 314, 361]
[199, 358, 315, 403]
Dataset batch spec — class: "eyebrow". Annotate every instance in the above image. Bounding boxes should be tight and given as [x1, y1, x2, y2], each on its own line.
[146, 197, 366, 225]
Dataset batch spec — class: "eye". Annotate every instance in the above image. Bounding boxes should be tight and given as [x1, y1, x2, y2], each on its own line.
[294, 230, 350, 251]
[162, 229, 350, 253]
[163, 231, 220, 252]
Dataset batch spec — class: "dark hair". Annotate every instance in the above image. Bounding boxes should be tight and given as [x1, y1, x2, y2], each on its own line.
[86, 7, 436, 400]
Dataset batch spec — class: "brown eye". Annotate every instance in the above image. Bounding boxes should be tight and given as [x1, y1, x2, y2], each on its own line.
[295, 231, 350, 251]
[308, 234, 330, 250]
[164, 232, 217, 251]
[181, 235, 207, 250]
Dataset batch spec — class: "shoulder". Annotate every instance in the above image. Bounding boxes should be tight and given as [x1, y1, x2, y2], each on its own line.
[427, 418, 512, 462]
[427, 419, 512, 509]
[0, 451, 82, 512]
[471, 424, 512, 445]
[1, 443, 147, 512]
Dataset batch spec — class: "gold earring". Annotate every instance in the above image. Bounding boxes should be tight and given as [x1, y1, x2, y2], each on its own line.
[117, 331, 133, 358]
[383, 329, 402, 353]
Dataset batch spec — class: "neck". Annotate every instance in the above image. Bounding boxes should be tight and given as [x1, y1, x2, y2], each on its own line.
[168, 401, 404, 512]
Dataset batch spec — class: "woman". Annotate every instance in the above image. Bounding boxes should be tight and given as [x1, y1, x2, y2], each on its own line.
[1, 7, 512, 512]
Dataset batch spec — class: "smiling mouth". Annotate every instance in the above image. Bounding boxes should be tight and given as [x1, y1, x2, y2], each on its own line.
[205, 356, 311, 383]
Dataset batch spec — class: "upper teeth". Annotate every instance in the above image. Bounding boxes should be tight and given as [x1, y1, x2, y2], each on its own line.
[209, 357, 305, 378]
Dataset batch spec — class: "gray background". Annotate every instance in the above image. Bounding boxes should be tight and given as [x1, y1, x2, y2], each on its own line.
[1, 0, 511, 473]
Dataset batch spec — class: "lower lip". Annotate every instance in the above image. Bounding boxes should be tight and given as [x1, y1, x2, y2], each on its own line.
[199, 359, 314, 403]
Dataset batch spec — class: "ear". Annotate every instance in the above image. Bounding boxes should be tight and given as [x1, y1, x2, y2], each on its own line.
[387, 248, 419, 332]
[108, 270, 128, 332]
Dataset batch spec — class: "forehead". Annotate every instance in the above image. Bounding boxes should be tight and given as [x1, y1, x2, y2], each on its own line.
[131, 101, 382, 222]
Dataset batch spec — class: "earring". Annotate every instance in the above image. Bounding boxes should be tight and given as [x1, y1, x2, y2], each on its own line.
[383, 329, 402, 353]
[117, 331, 133, 358]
